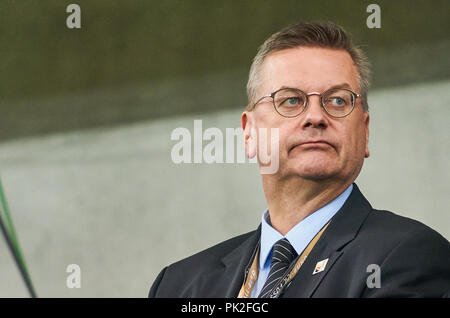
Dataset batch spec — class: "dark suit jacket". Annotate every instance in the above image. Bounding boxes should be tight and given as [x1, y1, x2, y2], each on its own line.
[149, 184, 450, 297]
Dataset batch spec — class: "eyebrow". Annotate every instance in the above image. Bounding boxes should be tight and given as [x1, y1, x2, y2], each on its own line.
[277, 83, 353, 92]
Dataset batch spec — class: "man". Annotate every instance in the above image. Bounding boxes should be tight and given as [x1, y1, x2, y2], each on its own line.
[149, 22, 450, 297]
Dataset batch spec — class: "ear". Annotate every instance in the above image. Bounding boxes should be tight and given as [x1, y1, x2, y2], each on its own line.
[241, 111, 257, 158]
[364, 113, 370, 158]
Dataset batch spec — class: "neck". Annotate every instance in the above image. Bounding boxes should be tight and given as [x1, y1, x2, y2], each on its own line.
[262, 176, 352, 235]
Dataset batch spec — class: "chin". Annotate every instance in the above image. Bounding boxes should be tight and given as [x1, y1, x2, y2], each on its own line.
[299, 172, 336, 181]
[282, 160, 339, 181]
[299, 166, 337, 180]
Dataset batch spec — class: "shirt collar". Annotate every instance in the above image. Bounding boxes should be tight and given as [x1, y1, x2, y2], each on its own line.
[259, 184, 354, 269]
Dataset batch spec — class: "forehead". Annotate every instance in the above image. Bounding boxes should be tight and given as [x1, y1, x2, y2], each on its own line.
[259, 47, 359, 94]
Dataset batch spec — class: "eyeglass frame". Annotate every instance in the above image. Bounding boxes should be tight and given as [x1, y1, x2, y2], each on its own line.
[252, 87, 361, 118]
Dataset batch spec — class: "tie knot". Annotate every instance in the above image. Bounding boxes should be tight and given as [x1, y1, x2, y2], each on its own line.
[258, 238, 298, 298]
[271, 238, 297, 266]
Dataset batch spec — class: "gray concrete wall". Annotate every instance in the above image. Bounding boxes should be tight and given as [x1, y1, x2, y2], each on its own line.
[0, 80, 449, 297]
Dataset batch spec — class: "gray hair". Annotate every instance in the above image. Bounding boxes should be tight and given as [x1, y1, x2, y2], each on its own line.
[246, 21, 371, 112]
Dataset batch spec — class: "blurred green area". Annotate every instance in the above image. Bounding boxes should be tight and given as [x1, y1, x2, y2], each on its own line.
[0, 0, 449, 141]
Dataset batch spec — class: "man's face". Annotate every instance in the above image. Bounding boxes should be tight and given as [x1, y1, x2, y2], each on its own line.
[242, 47, 370, 183]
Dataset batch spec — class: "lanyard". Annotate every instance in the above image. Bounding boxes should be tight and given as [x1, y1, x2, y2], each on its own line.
[238, 222, 329, 298]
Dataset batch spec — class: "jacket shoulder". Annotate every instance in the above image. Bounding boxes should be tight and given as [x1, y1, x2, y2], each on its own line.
[168, 229, 256, 270]
[364, 208, 448, 242]
[355, 208, 450, 260]
[358, 209, 450, 297]
[149, 229, 258, 297]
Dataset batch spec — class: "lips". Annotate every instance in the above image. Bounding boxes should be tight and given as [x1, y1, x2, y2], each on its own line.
[289, 140, 334, 153]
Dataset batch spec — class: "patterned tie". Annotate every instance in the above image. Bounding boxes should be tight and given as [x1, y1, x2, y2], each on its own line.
[258, 238, 298, 298]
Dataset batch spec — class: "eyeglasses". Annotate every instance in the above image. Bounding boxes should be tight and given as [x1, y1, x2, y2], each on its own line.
[253, 87, 361, 118]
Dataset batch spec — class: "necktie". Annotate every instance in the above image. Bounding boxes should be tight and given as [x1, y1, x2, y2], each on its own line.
[258, 238, 298, 298]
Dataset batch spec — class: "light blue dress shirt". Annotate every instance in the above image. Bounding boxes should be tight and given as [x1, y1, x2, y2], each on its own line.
[251, 184, 353, 297]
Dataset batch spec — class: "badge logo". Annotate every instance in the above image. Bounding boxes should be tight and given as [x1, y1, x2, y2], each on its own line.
[312, 258, 329, 275]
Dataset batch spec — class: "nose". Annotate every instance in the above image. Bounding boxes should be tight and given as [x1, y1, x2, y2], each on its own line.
[301, 94, 328, 129]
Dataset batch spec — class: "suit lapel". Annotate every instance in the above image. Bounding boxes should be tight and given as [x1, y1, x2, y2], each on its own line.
[218, 225, 261, 297]
[282, 183, 373, 298]
[212, 184, 372, 298]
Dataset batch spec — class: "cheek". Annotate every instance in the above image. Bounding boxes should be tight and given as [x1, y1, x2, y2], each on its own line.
[254, 111, 291, 143]
[254, 109, 282, 129]
[277, 123, 299, 153]
[340, 126, 366, 160]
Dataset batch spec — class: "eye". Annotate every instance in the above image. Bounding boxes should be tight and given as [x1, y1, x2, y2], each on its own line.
[273, 88, 306, 112]
[322, 89, 355, 117]
[278, 96, 303, 108]
[329, 97, 347, 107]
[285, 97, 300, 106]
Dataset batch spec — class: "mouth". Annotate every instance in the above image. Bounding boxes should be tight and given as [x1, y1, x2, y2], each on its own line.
[289, 140, 334, 154]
